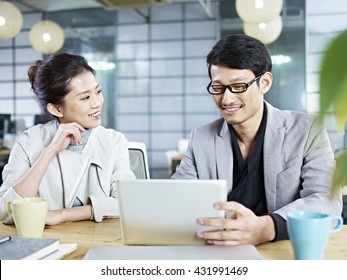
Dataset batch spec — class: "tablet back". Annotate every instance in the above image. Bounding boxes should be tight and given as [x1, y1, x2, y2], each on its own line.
[117, 179, 227, 245]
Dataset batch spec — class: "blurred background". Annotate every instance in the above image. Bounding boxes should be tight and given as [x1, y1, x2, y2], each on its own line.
[0, 0, 346, 179]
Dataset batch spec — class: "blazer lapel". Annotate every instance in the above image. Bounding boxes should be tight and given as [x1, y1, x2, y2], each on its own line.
[263, 102, 286, 212]
[215, 121, 233, 192]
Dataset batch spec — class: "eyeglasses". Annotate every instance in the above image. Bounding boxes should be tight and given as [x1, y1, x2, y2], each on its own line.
[207, 75, 261, 95]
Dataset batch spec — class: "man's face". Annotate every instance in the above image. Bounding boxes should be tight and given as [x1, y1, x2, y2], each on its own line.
[209, 65, 272, 129]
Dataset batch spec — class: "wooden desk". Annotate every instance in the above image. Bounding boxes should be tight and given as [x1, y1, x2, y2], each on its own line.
[1, 219, 346, 260]
[0, 149, 11, 156]
[0, 148, 10, 185]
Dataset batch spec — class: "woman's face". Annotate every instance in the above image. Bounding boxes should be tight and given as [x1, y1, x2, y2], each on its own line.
[58, 71, 104, 129]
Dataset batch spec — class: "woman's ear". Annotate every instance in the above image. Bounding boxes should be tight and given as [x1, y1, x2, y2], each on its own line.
[260, 72, 273, 94]
[47, 103, 63, 118]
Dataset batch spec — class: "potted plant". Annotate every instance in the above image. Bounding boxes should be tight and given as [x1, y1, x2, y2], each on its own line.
[318, 29, 347, 195]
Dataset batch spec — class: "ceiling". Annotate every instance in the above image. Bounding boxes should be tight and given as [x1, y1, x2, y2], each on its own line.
[13, 0, 101, 12]
[12, 0, 196, 12]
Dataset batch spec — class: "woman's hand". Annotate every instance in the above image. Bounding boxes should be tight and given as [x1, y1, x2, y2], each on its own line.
[196, 201, 276, 245]
[48, 122, 85, 154]
[46, 209, 64, 226]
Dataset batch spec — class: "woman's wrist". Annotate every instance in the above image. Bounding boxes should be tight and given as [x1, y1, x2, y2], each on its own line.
[43, 145, 59, 158]
[89, 204, 94, 221]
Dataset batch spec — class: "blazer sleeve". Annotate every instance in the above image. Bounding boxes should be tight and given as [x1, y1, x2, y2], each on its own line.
[0, 141, 32, 221]
[274, 118, 342, 218]
[171, 129, 199, 179]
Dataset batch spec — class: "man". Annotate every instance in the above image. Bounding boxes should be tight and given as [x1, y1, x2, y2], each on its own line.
[171, 34, 342, 245]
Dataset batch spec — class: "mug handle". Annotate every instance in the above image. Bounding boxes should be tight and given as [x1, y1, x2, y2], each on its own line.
[2, 201, 14, 225]
[329, 216, 343, 233]
[5, 201, 12, 215]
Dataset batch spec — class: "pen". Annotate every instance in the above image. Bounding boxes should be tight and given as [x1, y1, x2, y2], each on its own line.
[0, 236, 11, 244]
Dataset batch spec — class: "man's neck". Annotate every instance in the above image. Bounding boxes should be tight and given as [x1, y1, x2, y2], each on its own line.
[232, 106, 264, 145]
[229, 104, 265, 161]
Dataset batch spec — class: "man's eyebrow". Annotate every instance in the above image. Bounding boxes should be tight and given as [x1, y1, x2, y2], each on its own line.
[212, 77, 248, 84]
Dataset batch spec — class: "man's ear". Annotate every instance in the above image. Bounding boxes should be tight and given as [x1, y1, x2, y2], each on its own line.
[260, 71, 273, 94]
[47, 103, 63, 118]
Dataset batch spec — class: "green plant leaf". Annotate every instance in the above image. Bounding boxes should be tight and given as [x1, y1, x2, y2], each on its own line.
[319, 29, 347, 130]
[332, 75, 347, 131]
[319, 30, 347, 194]
[332, 150, 347, 196]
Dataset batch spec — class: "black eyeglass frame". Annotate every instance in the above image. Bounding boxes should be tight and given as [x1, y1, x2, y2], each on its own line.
[206, 75, 261, 95]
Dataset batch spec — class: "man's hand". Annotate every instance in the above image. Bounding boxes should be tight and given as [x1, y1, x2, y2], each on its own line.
[196, 201, 276, 245]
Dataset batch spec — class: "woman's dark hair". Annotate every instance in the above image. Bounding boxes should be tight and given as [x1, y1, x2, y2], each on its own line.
[28, 53, 95, 116]
[206, 34, 272, 79]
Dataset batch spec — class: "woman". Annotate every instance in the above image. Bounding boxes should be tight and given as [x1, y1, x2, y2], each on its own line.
[0, 53, 135, 225]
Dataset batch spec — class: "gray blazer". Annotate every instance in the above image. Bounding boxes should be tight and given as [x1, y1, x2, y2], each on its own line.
[172, 102, 342, 219]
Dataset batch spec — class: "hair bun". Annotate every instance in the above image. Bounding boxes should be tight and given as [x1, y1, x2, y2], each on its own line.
[28, 60, 44, 94]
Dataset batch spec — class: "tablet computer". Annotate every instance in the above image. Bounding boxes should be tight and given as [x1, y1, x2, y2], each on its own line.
[117, 179, 227, 245]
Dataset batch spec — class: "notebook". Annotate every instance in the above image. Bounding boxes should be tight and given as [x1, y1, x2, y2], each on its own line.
[0, 235, 59, 260]
[0, 235, 78, 260]
[116, 179, 227, 245]
[83, 245, 263, 260]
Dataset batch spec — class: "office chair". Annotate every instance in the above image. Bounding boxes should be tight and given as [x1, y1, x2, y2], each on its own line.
[128, 141, 150, 179]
